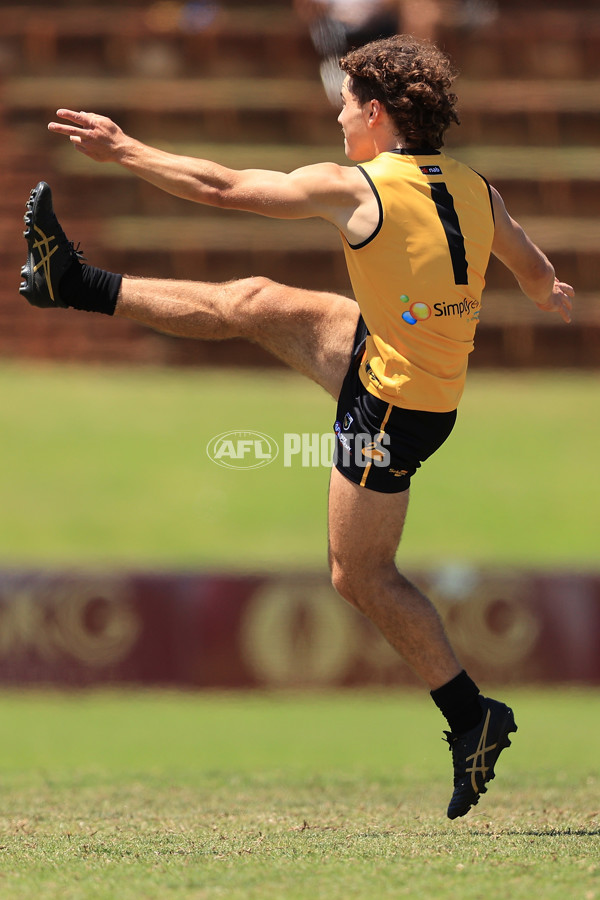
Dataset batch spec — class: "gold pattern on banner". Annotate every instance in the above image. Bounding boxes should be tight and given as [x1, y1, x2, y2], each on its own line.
[240, 578, 365, 686]
[242, 572, 543, 687]
[0, 579, 142, 667]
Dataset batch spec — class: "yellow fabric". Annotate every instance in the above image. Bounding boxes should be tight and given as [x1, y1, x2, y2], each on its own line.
[342, 150, 495, 412]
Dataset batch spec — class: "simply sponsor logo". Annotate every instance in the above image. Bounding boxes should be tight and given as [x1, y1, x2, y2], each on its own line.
[400, 293, 480, 325]
[433, 298, 480, 319]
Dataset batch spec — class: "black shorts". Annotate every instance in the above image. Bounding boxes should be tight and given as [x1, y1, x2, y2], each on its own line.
[333, 318, 457, 493]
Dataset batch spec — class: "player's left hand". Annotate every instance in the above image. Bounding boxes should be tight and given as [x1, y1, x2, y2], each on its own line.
[534, 278, 574, 324]
[48, 109, 127, 163]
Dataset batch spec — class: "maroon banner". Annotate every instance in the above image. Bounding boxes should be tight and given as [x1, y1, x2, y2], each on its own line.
[0, 568, 598, 687]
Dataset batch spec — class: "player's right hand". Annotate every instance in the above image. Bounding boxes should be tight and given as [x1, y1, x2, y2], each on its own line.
[48, 110, 127, 164]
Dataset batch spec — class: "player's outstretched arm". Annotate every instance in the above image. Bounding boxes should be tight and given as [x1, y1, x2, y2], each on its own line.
[48, 108, 279, 209]
[47, 109, 362, 227]
[490, 186, 574, 324]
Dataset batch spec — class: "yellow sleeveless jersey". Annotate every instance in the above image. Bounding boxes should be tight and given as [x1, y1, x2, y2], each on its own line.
[342, 149, 495, 412]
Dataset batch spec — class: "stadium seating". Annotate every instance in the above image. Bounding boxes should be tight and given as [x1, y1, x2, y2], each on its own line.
[0, 1, 598, 366]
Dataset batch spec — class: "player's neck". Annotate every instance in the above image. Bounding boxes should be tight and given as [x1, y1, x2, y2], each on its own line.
[371, 126, 404, 157]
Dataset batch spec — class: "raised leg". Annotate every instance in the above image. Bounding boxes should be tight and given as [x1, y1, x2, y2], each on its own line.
[116, 275, 360, 400]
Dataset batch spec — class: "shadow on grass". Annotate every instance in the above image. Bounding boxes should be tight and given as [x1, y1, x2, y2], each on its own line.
[512, 828, 600, 837]
[464, 827, 600, 837]
[346, 826, 600, 838]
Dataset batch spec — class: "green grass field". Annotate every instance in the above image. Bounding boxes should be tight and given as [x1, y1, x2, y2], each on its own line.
[1, 363, 598, 898]
[1, 362, 598, 570]
[0, 688, 598, 900]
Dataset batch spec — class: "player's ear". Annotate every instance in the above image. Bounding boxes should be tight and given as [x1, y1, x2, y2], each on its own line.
[368, 100, 382, 123]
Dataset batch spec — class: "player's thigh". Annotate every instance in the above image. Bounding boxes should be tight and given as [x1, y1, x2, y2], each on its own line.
[240, 278, 360, 400]
[327, 465, 409, 579]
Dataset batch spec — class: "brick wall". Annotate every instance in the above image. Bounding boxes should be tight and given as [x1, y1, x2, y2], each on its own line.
[1, 2, 599, 368]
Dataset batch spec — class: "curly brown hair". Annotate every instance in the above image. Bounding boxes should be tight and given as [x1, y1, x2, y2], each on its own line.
[339, 36, 459, 150]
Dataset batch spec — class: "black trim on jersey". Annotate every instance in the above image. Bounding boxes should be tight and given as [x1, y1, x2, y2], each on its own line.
[430, 182, 469, 286]
[391, 147, 441, 156]
[351, 314, 369, 365]
[346, 166, 384, 250]
[475, 171, 495, 224]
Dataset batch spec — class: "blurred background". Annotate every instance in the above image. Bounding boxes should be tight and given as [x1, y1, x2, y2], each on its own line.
[0, 0, 598, 691]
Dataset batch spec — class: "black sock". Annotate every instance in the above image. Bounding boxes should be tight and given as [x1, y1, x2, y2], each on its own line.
[430, 670, 482, 735]
[60, 261, 122, 316]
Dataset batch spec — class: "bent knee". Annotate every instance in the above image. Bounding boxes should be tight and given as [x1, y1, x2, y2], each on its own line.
[239, 274, 273, 297]
[330, 551, 398, 608]
[226, 276, 277, 334]
[329, 557, 367, 609]
[229, 275, 274, 310]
